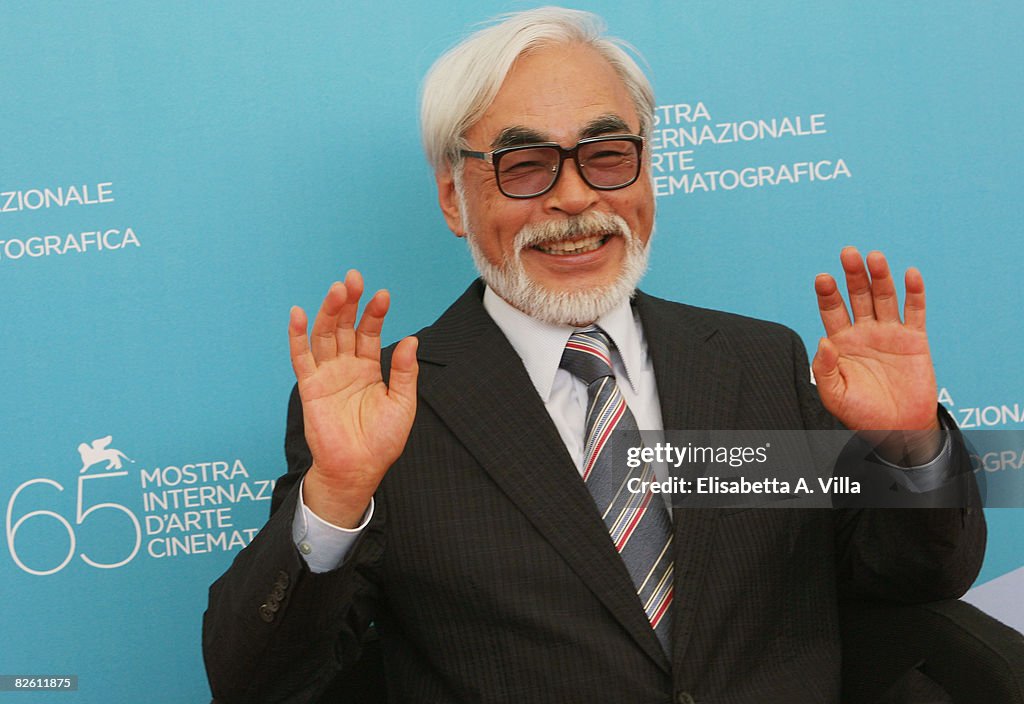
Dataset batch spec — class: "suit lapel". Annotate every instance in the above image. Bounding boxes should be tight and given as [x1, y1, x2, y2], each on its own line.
[635, 291, 742, 433]
[634, 292, 742, 669]
[415, 282, 670, 672]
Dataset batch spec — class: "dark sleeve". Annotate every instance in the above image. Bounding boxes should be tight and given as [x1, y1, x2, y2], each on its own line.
[785, 330, 987, 602]
[202, 385, 384, 703]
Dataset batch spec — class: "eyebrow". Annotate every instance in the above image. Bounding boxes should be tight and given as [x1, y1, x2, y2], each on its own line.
[490, 126, 548, 150]
[489, 114, 634, 150]
[579, 114, 632, 138]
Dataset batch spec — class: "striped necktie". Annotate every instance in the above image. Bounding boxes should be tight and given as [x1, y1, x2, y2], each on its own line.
[560, 327, 674, 655]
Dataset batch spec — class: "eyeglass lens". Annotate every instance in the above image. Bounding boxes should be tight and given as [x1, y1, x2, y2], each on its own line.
[497, 140, 640, 197]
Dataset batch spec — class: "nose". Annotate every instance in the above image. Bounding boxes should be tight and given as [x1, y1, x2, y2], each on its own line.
[542, 158, 599, 215]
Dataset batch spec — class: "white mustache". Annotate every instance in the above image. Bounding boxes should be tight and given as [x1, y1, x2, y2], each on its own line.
[514, 212, 631, 251]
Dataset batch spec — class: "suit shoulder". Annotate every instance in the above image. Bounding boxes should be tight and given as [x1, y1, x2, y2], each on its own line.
[636, 291, 803, 345]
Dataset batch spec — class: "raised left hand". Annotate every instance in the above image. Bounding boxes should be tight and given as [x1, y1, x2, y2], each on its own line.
[812, 247, 940, 442]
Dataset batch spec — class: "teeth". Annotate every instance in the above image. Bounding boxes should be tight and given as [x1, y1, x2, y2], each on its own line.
[535, 234, 606, 255]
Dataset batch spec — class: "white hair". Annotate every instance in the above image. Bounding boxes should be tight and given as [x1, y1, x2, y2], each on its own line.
[420, 6, 655, 172]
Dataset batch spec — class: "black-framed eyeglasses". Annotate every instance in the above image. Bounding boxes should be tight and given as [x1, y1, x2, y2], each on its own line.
[460, 134, 644, 199]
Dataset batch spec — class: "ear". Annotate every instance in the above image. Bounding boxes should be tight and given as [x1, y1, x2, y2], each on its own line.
[435, 167, 466, 238]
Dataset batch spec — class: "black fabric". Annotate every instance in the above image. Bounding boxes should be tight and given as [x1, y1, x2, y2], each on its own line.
[842, 599, 1024, 704]
[875, 668, 952, 704]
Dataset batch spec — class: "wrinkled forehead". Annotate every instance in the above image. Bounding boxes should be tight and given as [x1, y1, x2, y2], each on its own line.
[467, 43, 642, 149]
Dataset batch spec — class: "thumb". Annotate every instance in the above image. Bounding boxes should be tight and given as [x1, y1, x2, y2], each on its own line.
[388, 336, 419, 406]
[811, 337, 845, 403]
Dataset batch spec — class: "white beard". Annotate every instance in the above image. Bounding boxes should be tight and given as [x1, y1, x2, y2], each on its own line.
[459, 189, 650, 327]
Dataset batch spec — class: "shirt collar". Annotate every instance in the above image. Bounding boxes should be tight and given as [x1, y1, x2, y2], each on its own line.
[482, 285, 644, 402]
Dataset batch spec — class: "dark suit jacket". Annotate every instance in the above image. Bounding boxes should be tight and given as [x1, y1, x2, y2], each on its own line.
[203, 281, 985, 704]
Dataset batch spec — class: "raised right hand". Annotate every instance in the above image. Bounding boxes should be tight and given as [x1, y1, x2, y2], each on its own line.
[288, 270, 418, 527]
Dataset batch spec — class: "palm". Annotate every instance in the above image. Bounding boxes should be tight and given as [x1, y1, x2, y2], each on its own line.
[817, 322, 936, 431]
[812, 248, 939, 434]
[299, 353, 413, 489]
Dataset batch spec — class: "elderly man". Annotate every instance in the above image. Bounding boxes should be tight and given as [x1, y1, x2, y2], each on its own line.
[203, 7, 984, 703]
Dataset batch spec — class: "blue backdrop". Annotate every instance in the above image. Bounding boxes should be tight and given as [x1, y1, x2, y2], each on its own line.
[2, 2, 1020, 701]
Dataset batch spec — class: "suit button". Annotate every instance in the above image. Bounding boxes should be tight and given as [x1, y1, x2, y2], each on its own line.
[258, 604, 275, 623]
[275, 570, 290, 588]
[676, 693, 696, 704]
[271, 584, 286, 601]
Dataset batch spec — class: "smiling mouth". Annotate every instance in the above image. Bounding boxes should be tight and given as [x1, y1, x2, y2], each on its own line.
[532, 233, 610, 256]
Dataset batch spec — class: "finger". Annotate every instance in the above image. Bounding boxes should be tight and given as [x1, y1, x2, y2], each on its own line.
[288, 306, 317, 382]
[811, 337, 845, 406]
[335, 269, 364, 355]
[865, 251, 900, 323]
[814, 273, 852, 336]
[355, 290, 390, 360]
[903, 267, 927, 331]
[310, 281, 346, 363]
[840, 246, 875, 321]
[388, 336, 419, 406]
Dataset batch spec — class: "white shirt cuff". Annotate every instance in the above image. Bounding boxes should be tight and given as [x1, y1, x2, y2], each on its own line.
[872, 418, 954, 494]
[292, 476, 374, 573]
